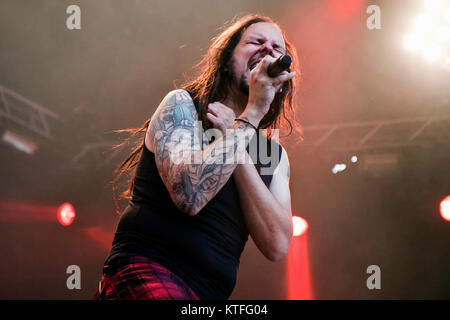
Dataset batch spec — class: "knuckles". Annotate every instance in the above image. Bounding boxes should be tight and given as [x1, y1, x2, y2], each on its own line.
[207, 102, 235, 131]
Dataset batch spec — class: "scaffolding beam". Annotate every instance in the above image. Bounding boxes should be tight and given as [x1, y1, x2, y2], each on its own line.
[0, 84, 59, 139]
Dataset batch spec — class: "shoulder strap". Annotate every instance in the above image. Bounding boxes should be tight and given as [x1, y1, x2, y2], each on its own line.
[186, 90, 200, 114]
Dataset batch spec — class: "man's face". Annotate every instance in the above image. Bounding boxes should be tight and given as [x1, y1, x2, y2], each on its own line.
[230, 22, 286, 96]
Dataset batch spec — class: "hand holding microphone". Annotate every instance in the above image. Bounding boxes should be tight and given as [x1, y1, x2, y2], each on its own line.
[246, 54, 296, 123]
[267, 54, 292, 77]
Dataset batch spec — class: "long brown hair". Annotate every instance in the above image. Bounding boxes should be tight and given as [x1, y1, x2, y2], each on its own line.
[111, 119, 150, 214]
[112, 14, 303, 213]
[182, 14, 303, 139]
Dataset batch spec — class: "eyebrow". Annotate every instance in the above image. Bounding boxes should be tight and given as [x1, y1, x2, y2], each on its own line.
[247, 34, 285, 49]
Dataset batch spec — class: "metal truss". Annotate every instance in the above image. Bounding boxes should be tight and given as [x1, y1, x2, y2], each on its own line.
[0, 84, 59, 139]
[3, 82, 446, 166]
[71, 115, 450, 167]
[0, 84, 121, 168]
[299, 115, 450, 154]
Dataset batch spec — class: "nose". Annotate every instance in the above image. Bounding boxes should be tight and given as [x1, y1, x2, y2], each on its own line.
[258, 42, 276, 58]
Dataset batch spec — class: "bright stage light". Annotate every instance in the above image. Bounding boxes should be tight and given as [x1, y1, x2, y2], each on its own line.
[423, 44, 442, 61]
[351, 155, 358, 163]
[425, 0, 445, 13]
[292, 216, 308, 237]
[445, 8, 450, 23]
[414, 13, 434, 32]
[434, 26, 450, 43]
[57, 203, 76, 226]
[403, 33, 423, 51]
[2, 130, 37, 155]
[403, 2, 449, 69]
[332, 163, 347, 174]
[440, 195, 450, 221]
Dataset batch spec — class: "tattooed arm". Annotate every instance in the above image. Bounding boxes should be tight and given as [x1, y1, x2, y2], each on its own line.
[146, 89, 261, 216]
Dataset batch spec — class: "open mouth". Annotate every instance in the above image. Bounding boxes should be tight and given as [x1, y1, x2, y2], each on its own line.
[248, 59, 262, 71]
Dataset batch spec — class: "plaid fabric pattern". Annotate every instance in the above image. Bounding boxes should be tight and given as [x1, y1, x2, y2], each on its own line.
[95, 255, 200, 300]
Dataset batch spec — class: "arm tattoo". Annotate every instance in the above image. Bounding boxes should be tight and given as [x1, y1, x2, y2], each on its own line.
[149, 89, 255, 215]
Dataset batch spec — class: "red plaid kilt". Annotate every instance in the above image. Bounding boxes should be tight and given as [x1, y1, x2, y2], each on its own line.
[95, 255, 200, 300]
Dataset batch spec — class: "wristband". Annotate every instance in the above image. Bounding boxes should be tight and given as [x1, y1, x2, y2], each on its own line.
[235, 117, 258, 131]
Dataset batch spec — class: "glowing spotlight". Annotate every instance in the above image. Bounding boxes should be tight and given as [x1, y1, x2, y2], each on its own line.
[403, 33, 423, 52]
[332, 163, 347, 174]
[435, 26, 450, 43]
[445, 8, 450, 23]
[2, 130, 37, 155]
[414, 13, 434, 32]
[423, 44, 442, 61]
[351, 155, 358, 163]
[425, 0, 445, 13]
[440, 195, 450, 221]
[57, 203, 76, 226]
[292, 216, 308, 237]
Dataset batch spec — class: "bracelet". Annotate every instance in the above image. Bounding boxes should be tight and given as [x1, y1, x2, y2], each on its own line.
[235, 117, 258, 131]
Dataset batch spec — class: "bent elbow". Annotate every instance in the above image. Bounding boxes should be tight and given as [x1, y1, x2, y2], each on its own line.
[171, 194, 202, 217]
[174, 199, 198, 217]
[266, 249, 288, 262]
[184, 206, 200, 217]
[266, 236, 292, 262]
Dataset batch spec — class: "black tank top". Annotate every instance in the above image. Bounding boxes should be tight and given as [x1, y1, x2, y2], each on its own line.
[104, 91, 283, 300]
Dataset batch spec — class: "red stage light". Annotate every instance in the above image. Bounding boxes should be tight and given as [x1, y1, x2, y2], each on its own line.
[292, 216, 309, 237]
[287, 215, 312, 299]
[331, 0, 364, 21]
[57, 203, 76, 226]
[440, 195, 450, 221]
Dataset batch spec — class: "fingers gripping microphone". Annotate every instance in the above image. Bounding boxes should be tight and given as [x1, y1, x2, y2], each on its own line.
[267, 55, 292, 77]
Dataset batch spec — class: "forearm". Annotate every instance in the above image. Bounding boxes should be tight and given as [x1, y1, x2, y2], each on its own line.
[150, 90, 266, 216]
[233, 152, 293, 261]
[168, 118, 256, 216]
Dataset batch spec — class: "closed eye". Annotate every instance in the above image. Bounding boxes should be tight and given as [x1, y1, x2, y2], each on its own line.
[249, 40, 285, 53]
[273, 43, 285, 53]
[274, 46, 286, 54]
[247, 38, 265, 45]
[247, 38, 286, 54]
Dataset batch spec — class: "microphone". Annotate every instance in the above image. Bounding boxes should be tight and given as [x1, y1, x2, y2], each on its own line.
[267, 55, 292, 77]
